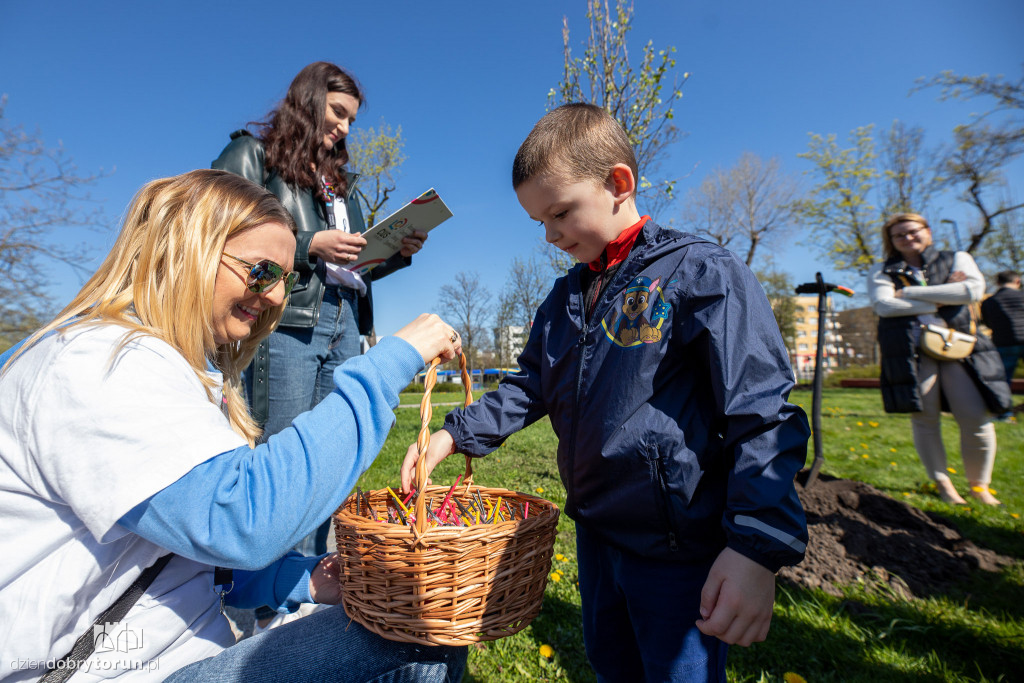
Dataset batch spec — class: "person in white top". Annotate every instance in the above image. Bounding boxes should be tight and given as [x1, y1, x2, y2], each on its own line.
[866, 213, 1011, 506]
[0, 169, 467, 682]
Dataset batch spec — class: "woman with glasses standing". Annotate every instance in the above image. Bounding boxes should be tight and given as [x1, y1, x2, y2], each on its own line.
[0, 170, 466, 681]
[211, 63, 429, 615]
[867, 212, 1011, 505]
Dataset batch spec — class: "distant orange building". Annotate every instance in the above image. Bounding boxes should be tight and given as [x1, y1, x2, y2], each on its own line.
[791, 295, 850, 380]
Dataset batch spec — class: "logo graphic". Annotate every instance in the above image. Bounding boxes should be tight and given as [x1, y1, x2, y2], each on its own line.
[601, 275, 671, 347]
[93, 623, 144, 653]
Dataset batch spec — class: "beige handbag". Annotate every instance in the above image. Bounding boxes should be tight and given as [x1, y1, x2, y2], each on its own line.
[919, 323, 976, 360]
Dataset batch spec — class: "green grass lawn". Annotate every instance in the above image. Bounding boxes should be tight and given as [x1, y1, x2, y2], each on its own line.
[353, 388, 1024, 682]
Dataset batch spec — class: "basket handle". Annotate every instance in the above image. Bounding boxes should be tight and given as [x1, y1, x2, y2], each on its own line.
[413, 353, 474, 534]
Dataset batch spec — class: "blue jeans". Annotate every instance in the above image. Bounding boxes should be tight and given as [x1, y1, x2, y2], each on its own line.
[250, 286, 362, 619]
[576, 523, 728, 682]
[997, 344, 1024, 385]
[262, 286, 363, 441]
[166, 605, 467, 682]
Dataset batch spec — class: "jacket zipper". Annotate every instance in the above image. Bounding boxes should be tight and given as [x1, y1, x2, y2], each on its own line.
[566, 233, 644, 514]
[654, 455, 680, 552]
[567, 268, 589, 512]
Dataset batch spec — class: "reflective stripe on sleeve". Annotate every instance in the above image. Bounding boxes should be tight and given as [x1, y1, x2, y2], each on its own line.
[734, 515, 806, 553]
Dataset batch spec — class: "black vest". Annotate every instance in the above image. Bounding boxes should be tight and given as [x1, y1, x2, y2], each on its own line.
[876, 248, 1011, 414]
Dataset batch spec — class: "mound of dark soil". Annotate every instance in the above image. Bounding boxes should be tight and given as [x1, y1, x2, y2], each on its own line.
[778, 473, 1012, 598]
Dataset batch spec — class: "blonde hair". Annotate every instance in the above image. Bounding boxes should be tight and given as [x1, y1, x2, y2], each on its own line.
[3, 169, 295, 445]
[881, 212, 930, 259]
[512, 103, 639, 191]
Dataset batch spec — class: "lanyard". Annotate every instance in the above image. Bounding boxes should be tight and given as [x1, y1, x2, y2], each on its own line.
[321, 178, 338, 230]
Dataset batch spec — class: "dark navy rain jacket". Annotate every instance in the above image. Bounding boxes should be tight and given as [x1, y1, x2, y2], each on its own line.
[444, 220, 810, 572]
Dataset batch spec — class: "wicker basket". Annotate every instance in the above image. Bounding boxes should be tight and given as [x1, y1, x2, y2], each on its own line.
[333, 354, 560, 646]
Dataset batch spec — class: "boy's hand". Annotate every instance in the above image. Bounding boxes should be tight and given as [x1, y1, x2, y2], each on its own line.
[400, 428, 456, 493]
[695, 547, 775, 646]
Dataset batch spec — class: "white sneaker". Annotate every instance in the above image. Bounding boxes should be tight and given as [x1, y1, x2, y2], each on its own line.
[251, 602, 329, 635]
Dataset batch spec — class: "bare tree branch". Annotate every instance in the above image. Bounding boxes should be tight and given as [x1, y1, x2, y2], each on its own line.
[0, 97, 111, 349]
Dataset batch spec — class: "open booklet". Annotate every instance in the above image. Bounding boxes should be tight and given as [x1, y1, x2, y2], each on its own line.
[345, 188, 453, 275]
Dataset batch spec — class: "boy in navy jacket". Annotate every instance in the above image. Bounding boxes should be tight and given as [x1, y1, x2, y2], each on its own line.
[401, 103, 809, 681]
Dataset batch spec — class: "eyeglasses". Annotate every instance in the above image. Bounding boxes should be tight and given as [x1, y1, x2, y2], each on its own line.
[222, 253, 298, 296]
[890, 226, 927, 241]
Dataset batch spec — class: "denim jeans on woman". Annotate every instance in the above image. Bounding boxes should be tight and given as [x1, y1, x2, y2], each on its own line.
[261, 284, 362, 553]
[165, 605, 467, 682]
[246, 285, 362, 620]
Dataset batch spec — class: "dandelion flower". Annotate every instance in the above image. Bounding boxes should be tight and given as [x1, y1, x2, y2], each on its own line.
[539, 644, 554, 659]
[1011, 513, 1019, 519]
[857, 421, 864, 426]
[536, 487, 544, 494]
[947, 467, 957, 474]
[849, 447, 856, 452]
[549, 573, 561, 582]
[861, 443, 869, 449]
[555, 553, 566, 561]
[890, 447, 897, 453]
[784, 673, 808, 683]
[890, 462, 897, 467]
[862, 453, 870, 459]
[868, 421, 879, 427]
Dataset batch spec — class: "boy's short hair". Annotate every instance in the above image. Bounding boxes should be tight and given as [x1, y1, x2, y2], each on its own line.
[512, 103, 639, 191]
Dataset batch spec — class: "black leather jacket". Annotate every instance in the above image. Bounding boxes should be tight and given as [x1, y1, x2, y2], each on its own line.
[211, 130, 409, 334]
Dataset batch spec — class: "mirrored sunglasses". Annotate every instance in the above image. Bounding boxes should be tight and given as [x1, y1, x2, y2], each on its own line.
[222, 253, 298, 296]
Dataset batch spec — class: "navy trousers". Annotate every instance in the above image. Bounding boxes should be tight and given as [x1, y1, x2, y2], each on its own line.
[576, 523, 728, 682]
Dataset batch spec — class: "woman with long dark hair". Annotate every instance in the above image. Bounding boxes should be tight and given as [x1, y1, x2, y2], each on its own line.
[212, 63, 430, 602]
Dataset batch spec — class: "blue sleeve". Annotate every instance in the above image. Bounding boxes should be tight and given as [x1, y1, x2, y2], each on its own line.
[681, 251, 810, 572]
[117, 337, 424, 571]
[224, 552, 321, 612]
[443, 292, 552, 456]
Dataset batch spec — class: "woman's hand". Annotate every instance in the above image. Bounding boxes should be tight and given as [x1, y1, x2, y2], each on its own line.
[400, 428, 456, 494]
[399, 230, 429, 258]
[393, 313, 463, 363]
[309, 553, 343, 605]
[309, 231, 367, 265]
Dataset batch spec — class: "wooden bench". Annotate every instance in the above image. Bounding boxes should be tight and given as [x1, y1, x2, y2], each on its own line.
[840, 377, 1024, 393]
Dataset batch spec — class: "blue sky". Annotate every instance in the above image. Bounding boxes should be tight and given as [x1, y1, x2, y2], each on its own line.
[2, 0, 1022, 336]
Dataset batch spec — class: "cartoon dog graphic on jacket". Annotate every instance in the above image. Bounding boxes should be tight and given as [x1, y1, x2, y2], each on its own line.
[609, 275, 670, 345]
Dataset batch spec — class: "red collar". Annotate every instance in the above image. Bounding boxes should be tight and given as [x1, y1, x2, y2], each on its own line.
[588, 216, 650, 271]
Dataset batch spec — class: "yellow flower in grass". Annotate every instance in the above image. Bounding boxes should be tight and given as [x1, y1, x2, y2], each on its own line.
[861, 443, 869, 449]
[890, 447, 898, 453]
[947, 467, 957, 474]
[555, 553, 566, 561]
[549, 572, 561, 582]
[535, 487, 544, 494]
[903, 492, 911, 497]
[861, 454, 870, 459]
[849, 447, 856, 452]
[1011, 513, 1020, 519]
[868, 421, 879, 427]
[784, 673, 808, 683]
[890, 462, 898, 467]
[539, 644, 554, 659]
[857, 421, 864, 426]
